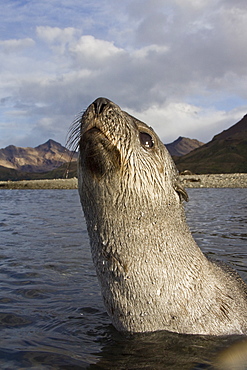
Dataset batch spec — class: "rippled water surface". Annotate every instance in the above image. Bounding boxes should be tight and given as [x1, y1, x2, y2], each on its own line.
[0, 188, 246, 369]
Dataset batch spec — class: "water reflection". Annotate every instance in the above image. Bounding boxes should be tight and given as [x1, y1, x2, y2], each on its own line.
[88, 330, 246, 370]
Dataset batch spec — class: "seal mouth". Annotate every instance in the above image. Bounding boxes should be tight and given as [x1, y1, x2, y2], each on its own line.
[81, 126, 112, 150]
[83, 126, 107, 139]
[80, 126, 121, 179]
[80, 97, 119, 138]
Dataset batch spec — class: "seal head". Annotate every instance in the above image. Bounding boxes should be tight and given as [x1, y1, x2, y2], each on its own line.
[75, 97, 247, 335]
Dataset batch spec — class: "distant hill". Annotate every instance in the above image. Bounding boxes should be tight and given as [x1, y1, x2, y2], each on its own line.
[1, 114, 246, 181]
[0, 136, 202, 181]
[0, 139, 76, 173]
[174, 114, 247, 174]
[165, 137, 204, 156]
[0, 161, 77, 182]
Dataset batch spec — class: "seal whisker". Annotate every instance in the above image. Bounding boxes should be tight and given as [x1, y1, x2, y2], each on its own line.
[66, 111, 85, 153]
[63, 112, 85, 179]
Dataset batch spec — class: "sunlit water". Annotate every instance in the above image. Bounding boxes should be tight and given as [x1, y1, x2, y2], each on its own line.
[0, 188, 246, 369]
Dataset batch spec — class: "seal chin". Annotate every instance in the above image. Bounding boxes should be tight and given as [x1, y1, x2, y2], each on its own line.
[80, 127, 121, 179]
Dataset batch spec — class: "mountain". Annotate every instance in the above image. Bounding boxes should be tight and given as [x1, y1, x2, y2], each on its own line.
[165, 137, 204, 156]
[174, 114, 247, 174]
[1, 114, 246, 181]
[0, 139, 77, 174]
[0, 161, 77, 181]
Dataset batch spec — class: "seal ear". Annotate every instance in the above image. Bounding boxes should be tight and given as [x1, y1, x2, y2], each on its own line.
[174, 183, 189, 202]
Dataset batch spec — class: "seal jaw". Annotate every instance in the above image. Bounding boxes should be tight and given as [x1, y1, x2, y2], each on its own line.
[80, 127, 121, 179]
[78, 98, 125, 180]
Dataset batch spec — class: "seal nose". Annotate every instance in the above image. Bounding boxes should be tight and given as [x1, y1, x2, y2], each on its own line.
[93, 97, 110, 115]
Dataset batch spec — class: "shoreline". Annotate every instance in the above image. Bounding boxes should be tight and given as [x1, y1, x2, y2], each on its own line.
[180, 173, 247, 188]
[0, 173, 247, 189]
[0, 178, 78, 190]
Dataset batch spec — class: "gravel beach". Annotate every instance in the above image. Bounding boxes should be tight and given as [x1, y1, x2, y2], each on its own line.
[0, 174, 247, 189]
[180, 173, 247, 188]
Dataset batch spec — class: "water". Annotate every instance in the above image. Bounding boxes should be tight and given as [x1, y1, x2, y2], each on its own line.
[0, 188, 246, 369]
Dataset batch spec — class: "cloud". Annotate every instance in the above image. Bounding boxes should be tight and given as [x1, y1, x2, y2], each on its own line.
[69, 35, 126, 70]
[0, 0, 246, 148]
[126, 102, 247, 143]
[0, 38, 35, 53]
[36, 26, 79, 55]
[36, 26, 77, 44]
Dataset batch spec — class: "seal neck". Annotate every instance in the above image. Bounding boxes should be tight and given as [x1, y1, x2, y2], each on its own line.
[83, 182, 205, 276]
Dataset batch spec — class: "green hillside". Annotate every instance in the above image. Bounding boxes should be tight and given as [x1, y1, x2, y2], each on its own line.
[174, 115, 247, 174]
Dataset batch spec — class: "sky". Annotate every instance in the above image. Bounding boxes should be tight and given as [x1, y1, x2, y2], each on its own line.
[0, 0, 247, 148]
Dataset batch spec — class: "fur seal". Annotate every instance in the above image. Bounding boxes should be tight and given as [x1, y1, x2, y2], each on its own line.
[72, 97, 247, 335]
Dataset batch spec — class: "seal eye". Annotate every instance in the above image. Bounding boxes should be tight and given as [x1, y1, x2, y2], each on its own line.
[139, 132, 154, 149]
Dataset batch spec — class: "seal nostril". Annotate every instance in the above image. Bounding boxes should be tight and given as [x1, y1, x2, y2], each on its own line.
[93, 97, 110, 115]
